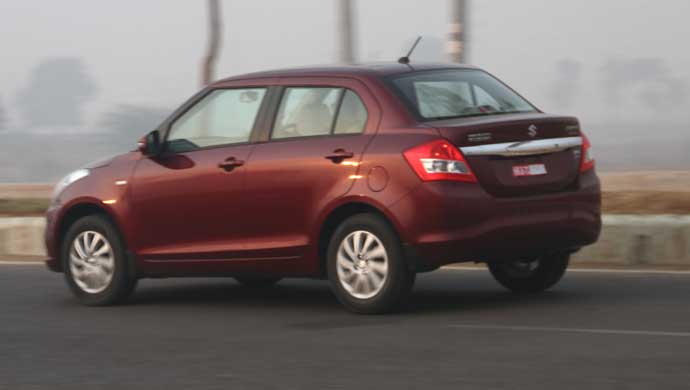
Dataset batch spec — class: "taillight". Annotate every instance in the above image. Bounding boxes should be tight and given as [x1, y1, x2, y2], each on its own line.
[580, 133, 595, 172]
[403, 139, 477, 183]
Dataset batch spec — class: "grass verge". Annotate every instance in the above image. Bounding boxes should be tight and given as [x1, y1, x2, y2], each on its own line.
[0, 198, 51, 216]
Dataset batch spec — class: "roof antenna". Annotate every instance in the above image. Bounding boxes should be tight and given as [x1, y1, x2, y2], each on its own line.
[398, 36, 422, 65]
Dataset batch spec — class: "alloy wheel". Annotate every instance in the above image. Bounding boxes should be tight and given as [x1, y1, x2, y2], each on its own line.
[336, 230, 389, 299]
[69, 231, 115, 294]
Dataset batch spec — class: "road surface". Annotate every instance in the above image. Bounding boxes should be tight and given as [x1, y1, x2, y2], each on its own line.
[1, 263, 689, 389]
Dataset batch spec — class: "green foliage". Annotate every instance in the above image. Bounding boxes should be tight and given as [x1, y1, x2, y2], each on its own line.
[16, 58, 98, 127]
[100, 104, 169, 151]
[100, 105, 169, 140]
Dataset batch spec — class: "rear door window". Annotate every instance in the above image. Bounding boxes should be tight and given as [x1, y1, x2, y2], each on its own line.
[272, 87, 341, 139]
[333, 90, 368, 134]
[271, 87, 368, 139]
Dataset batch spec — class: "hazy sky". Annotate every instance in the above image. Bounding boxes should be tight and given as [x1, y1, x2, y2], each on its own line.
[1, 0, 689, 128]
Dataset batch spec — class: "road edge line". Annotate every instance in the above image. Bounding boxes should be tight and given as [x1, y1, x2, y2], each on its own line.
[442, 265, 690, 275]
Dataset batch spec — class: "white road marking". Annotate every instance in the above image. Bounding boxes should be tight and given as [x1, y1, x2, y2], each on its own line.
[568, 268, 690, 275]
[448, 324, 690, 338]
[442, 265, 690, 275]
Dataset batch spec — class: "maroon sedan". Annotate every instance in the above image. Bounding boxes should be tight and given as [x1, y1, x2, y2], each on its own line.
[45, 63, 600, 313]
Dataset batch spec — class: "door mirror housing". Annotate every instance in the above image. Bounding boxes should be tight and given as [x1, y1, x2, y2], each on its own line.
[138, 130, 161, 156]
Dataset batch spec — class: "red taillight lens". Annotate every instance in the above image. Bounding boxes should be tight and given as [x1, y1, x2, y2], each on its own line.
[580, 133, 595, 172]
[403, 139, 477, 183]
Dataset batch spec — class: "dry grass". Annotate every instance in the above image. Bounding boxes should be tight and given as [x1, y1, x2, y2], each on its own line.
[0, 198, 51, 216]
[599, 171, 690, 193]
[0, 184, 53, 199]
[603, 191, 690, 215]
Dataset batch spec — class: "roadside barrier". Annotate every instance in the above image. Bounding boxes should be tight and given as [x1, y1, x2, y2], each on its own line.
[1, 216, 689, 266]
[572, 215, 690, 266]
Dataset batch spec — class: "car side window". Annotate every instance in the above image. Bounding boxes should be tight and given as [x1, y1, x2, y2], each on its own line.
[333, 90, 368, 134]
[166, 88, 266, 152]
[271, 87, 341, 139]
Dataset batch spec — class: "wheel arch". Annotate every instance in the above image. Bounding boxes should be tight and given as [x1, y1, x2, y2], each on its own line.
[54, 201, 126, 272]
[316, 198, 405, 277]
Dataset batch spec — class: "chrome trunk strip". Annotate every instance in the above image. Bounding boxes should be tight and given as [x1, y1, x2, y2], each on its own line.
[459, 136, 582, 157]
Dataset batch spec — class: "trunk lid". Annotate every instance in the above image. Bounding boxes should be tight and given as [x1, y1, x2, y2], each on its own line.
[428, 113, 583, 197]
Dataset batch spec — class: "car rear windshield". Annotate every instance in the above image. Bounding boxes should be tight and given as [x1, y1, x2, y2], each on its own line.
[388, 69, 537, 120]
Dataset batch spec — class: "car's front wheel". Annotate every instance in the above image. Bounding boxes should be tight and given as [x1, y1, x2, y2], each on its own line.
[327, 213, 415, 314]
[62, 215, 137, 306]
[487, 252, 570, 293]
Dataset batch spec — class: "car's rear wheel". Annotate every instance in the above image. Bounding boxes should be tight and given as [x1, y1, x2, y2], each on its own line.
[62, 215, 137, 306]
[327, 213, 415, 314]
[487, 252, 570, 293]
[234, 276, 282, 287]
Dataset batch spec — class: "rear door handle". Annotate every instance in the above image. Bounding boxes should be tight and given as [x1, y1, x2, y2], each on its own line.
[218, 157, 244, 171]
[325, 149, 354, 163]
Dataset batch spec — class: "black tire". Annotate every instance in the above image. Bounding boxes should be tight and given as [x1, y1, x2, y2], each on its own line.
[327, 213, 415, 314]
[61, 214, 137, 306]
[234, 276, 282, 287]
[487, 252, 570, 293]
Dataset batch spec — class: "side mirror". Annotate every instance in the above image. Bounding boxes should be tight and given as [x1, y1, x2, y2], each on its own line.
[137, 130, 161, 156]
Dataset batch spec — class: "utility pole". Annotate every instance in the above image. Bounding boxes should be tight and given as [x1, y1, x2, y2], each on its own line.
[448, 0, 468, 63]
[338, 0, 355, 64]
[201, 0, 222, 87]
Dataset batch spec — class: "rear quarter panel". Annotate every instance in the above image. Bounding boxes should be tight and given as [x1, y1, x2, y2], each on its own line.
[323, 128, 440, 242]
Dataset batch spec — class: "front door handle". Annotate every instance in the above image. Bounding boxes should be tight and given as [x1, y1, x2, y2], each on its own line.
[325, 149, 354, 163]
[218, 157, 244, 171]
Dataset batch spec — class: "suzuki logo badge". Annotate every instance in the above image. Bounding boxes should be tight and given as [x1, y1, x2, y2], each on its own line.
[528, 125, 538, 138]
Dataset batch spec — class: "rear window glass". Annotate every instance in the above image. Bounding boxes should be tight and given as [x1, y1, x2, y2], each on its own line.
[388, 70, 537, 120]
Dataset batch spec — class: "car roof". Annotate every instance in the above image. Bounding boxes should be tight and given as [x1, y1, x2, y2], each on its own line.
[213, 62, 480, 84]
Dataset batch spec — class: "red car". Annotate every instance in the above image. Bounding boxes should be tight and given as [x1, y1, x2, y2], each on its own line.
[45, 63, 600, 313]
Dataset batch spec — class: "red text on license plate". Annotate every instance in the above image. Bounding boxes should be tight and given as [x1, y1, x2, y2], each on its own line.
[512, 163, 547, 177]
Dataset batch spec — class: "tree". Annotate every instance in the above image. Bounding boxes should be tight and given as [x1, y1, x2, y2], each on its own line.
[338, 0, 355, 63]
[448, 0, 468, 63]
[549, 59, 583, 109]
[100, 105, 169, 149]
[601, 58, 688, 110]
[201, 0, 223, 86]
[16, 57, 98, 128]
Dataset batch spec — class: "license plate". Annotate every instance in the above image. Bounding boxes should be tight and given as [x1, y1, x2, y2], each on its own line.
[512, 163, 547, 177]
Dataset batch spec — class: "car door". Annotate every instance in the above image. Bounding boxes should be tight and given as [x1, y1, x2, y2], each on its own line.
[129, 87, 268, 261]
[241, 78, 380, 260]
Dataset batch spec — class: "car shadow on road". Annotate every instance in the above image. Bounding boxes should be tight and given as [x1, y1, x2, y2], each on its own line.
[406, 288, 581, 315]
[125, 274, 586, 316]
[129, 278, 338, 310]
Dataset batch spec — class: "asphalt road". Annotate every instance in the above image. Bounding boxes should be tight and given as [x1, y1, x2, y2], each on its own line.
[2, 264, 690, 390]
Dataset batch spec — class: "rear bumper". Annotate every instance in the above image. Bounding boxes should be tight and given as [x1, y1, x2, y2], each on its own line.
[390, 170, 601, 271]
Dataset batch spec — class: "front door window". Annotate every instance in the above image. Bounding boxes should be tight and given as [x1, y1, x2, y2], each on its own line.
[167, 88, 266, 152]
